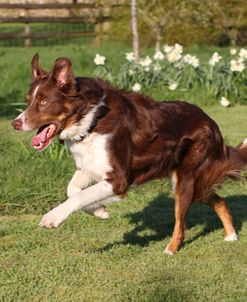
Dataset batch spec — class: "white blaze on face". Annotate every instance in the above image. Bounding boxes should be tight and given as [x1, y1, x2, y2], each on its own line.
[16, 84, 40, 131]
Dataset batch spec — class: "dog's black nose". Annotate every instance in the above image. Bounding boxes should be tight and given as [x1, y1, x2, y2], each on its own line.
[12, 118, 23, 131]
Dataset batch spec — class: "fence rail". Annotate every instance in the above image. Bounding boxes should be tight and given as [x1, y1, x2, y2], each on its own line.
[0, 31, 96, 40]
[0, 3, 94, 9]
[0, 2, 120, 47]
[0, 17, 109, 23]
[0, 3, 125, 9]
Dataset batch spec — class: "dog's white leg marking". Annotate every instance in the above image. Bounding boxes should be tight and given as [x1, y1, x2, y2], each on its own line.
[224, 231, 238, 241]
[101, 196, 121, 205]
[89, 206, 110, 219]
[67, 170, 115, 219]
[171, 171, 177, 193]
[83, 202, 110, 219]
[67, 169, 91, 198]
[40, 180, 114, 228]
[83, 195, 121, 219]
[163, 247, 175, 256]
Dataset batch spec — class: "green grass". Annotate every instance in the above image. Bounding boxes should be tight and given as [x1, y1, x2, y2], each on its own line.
[0, 43, 247, 301]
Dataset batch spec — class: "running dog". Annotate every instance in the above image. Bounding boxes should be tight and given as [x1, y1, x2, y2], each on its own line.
[12, 54, 247, 254]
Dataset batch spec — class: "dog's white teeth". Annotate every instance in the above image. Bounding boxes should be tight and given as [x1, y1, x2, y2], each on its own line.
[47, 124, 55, 137]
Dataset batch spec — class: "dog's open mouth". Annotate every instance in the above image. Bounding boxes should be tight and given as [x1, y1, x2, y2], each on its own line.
[31, 123, 58, 151]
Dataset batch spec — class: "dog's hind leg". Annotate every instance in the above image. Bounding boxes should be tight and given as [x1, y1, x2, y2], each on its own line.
[84, 205, 110, 219]
[200, 193, 238, 241]
[83, 196, 121, 219]
[164, 175, 194, 255]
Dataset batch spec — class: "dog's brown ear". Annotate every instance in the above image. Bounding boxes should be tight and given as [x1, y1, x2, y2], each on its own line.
[51, 57, 74, 88]
[31, 53, 47, 80]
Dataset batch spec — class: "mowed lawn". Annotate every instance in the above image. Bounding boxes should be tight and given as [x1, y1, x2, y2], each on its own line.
[0, 44, 247, 301]
[1, 107, 247, 302]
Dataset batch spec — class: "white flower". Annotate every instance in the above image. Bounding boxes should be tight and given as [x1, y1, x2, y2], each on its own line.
[230, 48, 237, 55]
[132, 83, 141, 92]
[168, 82, 178, 91]
[238, 56, 245, 63]
[209, 52, 222, 66]
[167, 51, 182, 63]
[220, 97, 230, 107]
[94, 53, 106, 65]
[190, 57, 199, 68]
[139, 56, 152, 67]
[183, 54, 200, 68]
[239, 48, 247, 60]
[125, 52, 136, 62]
[144, 66, 150, 72]
[128, 69, 135, 76]
[174, 43, 183, 54]
[163, 43, 183, 62]
[153, 51, 164, 60]
[153, 64, 161, 71]
[230, 59, 245, 72]
[163, 44, 173, 53]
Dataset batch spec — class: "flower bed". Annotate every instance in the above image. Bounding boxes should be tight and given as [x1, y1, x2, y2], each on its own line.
[93, 44, 247, 106]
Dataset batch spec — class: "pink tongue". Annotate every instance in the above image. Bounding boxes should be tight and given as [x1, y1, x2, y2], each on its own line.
[31, 125, 50, 146]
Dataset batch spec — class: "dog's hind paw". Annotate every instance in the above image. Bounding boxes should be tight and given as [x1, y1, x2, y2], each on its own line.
[163, 247, 175, 256]
[93, 206, 110, 219]
[224, 232, 238, 241]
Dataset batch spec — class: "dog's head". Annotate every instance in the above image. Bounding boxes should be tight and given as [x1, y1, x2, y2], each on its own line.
[12, 54, 106, 151]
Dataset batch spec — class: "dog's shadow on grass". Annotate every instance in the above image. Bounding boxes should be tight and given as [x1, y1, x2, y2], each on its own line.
[98, 193, 247, 251]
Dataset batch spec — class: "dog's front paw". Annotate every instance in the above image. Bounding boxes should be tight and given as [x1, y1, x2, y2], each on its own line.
[39, 204, 70, 228]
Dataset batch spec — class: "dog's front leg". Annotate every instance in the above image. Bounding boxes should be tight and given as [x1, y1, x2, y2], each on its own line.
[40, 180, 114, 228]
[67, 170, 110, 219]
[67, 169, 91, 198]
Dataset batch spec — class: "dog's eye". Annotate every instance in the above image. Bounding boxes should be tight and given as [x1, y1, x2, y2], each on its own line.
[40, 99, 48, 105]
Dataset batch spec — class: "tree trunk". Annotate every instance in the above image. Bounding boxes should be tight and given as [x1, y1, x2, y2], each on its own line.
[229, 28, 238, 47]
[155, 27, 162, 52]
[131, 0, 139, 61]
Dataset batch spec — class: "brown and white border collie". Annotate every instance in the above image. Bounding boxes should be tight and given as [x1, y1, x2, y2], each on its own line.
[12, 54, 247, 255]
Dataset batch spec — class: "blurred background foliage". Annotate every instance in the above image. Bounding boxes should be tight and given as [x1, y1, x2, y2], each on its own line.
[109, 0, 247, 47]
[0, 0, 246, 115]
[0, 0, 246, 48]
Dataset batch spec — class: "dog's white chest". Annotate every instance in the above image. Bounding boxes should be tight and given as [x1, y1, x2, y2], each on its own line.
[67, 133, 112, 181]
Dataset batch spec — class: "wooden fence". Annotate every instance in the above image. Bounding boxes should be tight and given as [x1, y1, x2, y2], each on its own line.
[0, 2, 124, 47]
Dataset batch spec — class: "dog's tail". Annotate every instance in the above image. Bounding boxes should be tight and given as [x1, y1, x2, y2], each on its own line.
[194, 138, 247, 200]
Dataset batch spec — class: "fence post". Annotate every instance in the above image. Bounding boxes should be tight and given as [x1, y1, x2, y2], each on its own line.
[94, 4, 111, 47]
[94, 4, 102, 47]
[24, 23, 31, 47]
[23, 6, 31, 47]
[94, 22, 101, 47]
[102, 6, 110, 41]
